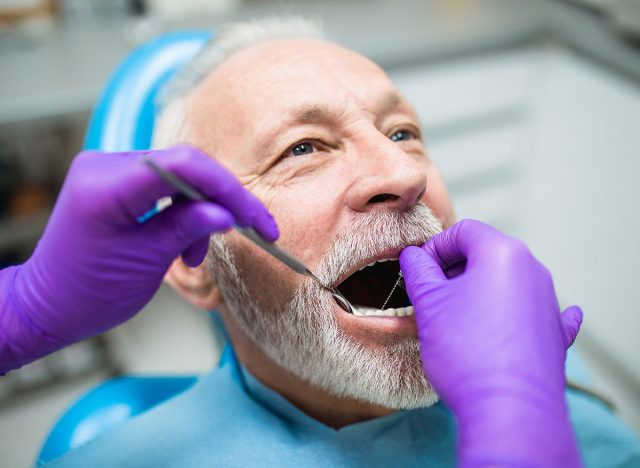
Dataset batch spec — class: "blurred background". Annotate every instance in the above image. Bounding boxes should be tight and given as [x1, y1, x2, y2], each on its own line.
[1, 0, 639, 465]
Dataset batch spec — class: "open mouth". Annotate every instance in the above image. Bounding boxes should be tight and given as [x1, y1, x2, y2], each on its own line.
[335, 257, 412, 318]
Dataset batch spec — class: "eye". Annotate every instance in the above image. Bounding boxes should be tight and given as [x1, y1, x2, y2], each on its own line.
[291, 142, 315, 156]
[390, 129, 415, 142]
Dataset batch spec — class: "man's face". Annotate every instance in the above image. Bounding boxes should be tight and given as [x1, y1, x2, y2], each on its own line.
[185, 39, 455, 407]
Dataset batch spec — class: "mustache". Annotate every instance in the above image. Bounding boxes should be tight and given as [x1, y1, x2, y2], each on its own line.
[314, 203, 443, 285]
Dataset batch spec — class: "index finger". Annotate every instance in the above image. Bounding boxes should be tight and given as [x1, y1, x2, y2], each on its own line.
[424, 219, 502, 269]
[133, 145, 279, 241]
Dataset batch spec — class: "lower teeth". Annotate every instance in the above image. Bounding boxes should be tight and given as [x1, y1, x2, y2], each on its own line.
[352, 306, 414, 317]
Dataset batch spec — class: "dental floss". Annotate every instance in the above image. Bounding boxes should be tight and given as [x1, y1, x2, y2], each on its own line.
[381, 274, 403, 310]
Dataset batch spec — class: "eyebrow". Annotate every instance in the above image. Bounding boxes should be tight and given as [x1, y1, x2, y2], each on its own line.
[254, 90, 407, 163]
[290, 90, 403, 126]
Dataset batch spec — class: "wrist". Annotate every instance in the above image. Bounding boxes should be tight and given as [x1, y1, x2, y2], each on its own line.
[453, 392, 582, 468]
[0, 264, 67, 374]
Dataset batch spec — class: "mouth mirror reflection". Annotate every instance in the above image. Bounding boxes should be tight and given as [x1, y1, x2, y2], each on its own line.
[330, 289, 355, 314]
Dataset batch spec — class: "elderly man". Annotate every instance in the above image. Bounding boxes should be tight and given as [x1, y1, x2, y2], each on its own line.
[2, 17, 639, 467]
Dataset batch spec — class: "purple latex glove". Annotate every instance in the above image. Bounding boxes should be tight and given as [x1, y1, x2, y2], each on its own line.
[399, 219, 583, 467]
[0, 145, 278, 374]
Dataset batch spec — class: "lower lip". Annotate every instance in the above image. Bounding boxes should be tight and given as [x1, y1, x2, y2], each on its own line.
[332, 302, 418, 341]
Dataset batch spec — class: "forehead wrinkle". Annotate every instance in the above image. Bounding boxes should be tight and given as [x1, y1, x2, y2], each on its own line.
[294, 100, 348, 125]
[284, 98, 349, 128]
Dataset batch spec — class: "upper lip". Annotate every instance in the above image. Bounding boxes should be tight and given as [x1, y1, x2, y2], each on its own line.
[333, 246, 406, 287]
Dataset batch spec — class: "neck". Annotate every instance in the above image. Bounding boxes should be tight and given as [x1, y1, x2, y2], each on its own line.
[223, 315, 395, 429]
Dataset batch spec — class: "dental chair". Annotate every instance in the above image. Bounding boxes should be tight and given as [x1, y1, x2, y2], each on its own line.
[36, 30, 217, 465]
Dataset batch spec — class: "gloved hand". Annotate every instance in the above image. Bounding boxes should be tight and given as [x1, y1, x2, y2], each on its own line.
[0, 145, 278, 374]
[400, 219, 583, 467]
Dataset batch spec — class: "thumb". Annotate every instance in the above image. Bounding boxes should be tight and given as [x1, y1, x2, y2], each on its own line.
[181, 236, 211, 268]
[561, 305, 583, 348]
[399, 246, 447, 302]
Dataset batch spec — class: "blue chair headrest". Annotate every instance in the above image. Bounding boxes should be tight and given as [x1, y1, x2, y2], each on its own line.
[84, 30, 213, 152]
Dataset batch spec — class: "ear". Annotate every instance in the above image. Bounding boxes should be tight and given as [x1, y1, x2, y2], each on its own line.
[164, 257, 224, 310]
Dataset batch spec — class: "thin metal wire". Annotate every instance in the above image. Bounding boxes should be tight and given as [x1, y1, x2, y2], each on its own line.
[381, 275, 403, 310]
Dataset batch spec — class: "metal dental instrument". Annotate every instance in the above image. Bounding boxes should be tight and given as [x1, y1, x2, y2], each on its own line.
[234, 227, 355, 314]
[142, 158, 356, 314]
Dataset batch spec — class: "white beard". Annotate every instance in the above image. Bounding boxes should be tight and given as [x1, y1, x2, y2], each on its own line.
[207, 203, 442, 409]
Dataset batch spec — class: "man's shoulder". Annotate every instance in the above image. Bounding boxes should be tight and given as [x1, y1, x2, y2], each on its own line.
[44, 365, 261, 466]
[45, 362, 640, 468]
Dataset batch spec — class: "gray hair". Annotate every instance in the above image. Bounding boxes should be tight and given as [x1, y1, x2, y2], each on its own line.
[207, 203, 442, 409]
[152, 16, 324, 148]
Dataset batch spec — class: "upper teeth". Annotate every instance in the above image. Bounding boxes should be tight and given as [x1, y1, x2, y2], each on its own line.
[357, 258, 396, 271]
[352, 305, 414, 317]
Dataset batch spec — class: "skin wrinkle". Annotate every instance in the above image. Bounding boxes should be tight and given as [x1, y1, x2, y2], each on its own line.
[241, 107, 425, 199]
[164, 38, 457, 427]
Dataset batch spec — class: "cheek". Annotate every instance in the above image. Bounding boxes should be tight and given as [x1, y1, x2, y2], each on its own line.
[274, 189, 342, 265]
[423, 164, 456, 228]
[225, 234, 298, 309]
[252, 170, 345, 268]
[223, 175, 343, 309]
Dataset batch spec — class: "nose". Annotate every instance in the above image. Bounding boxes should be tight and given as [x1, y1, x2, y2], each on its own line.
[346, 134, 427, 213]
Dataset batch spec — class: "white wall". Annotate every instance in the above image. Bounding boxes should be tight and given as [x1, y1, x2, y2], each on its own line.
[524, 46, 640, 431]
